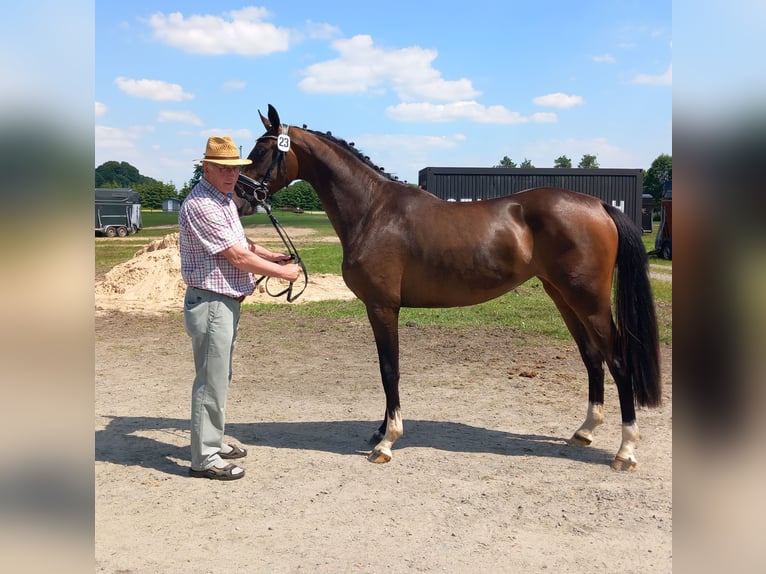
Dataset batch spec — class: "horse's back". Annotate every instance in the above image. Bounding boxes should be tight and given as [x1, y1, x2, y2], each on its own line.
[509, 186, 615, 233]
[512, 186, 606, 213]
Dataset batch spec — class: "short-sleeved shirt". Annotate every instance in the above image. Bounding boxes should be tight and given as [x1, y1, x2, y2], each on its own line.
[178, 177, 255, 298]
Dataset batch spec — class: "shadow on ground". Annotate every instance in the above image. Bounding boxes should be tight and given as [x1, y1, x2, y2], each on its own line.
[95, 415, 613, 476]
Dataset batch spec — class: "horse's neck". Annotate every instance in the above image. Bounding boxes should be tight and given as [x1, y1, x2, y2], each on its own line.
[296, 132, 381, 241]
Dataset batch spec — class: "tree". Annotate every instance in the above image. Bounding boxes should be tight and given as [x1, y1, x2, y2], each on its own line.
[95, 160, 142, 188]
[643, 153, 672, 207]
[179, 164, 203, 201]
[495, 156, 517, 168]
[270, 180, 322, 211]
[578, 154, 599, 168]
[134, 180, 177, 210]
[553, 155, 572, 168]
[519, 158, 535, 168]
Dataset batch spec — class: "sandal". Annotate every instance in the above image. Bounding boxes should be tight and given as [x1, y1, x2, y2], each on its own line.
[219, 444, 247, 460]
[188, 463, 245, 481]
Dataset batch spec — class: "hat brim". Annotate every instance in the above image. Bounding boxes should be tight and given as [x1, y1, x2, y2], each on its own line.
[200, 158, 253, 166]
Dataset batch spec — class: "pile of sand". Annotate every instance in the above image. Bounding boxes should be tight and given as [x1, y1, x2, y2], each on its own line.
[95, 233, 355, 315]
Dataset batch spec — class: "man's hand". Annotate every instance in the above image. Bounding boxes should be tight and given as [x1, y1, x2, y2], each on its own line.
[280, 263, 302, 282]
[272, 253, 294, 264]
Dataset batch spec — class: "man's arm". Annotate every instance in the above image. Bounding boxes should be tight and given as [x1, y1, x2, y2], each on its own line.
[220, 243, 301, 281]
[247, 240, 293, 263]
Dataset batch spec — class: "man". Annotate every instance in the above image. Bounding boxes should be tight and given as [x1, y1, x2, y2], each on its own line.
[179, 135, 301, 481]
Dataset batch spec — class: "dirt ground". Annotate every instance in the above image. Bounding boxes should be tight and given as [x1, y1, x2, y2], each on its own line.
[95, 232, 672, 573]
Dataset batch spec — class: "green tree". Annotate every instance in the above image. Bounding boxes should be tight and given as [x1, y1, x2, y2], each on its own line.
[495, 156, 517, 168]
[95, 160, 141, 187]
[519, 158, 535, 168]
[270, 180, 322, 211]
[553, 155, 572, 168]
[134, 180, 178, 210]
[578, 154, 599, 168]
[179, 164, 203, 201]
[643, 153, 672, 207]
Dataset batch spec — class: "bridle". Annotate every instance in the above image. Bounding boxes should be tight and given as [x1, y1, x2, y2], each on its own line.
[234, 128, 308, 302]
[253, 134, 286, 189]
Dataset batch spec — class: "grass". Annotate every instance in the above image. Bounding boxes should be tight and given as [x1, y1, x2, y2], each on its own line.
[97, 209, 671, 343]
[141, 209, 336, 235]
[249, 275, 672, 344]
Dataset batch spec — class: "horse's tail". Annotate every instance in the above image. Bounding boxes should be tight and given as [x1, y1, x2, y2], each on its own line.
[604, 203, 662, 407]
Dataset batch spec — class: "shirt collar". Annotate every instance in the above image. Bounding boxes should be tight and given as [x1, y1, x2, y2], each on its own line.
[199, 177, 232, 205]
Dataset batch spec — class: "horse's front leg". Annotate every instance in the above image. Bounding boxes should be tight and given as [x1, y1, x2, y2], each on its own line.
[365, 305, 402, 463]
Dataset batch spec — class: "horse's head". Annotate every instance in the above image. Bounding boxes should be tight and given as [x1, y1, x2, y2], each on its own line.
[232, 172, 268, 216]
[240, 104, 299, 196]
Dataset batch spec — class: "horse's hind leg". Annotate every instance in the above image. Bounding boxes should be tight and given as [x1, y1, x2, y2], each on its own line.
[540, 280, 607, 447]
[606, 355, 640, 471]
[365, 304, 403, 463]
[542, 278, 640, 470]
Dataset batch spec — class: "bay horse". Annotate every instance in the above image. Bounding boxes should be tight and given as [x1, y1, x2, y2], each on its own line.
[240, 104, 661, 471]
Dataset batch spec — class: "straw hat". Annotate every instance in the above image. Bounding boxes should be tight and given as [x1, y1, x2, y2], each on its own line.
[199, 135, 252, 165]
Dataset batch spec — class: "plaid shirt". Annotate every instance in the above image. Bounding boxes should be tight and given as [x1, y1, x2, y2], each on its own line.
[178, 177, 255, 298]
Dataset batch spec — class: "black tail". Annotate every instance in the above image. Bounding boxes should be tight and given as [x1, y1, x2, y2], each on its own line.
[604, 204, 662, 407]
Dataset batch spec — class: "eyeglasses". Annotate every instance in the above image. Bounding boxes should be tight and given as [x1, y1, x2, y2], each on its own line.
[209, 164, 241, 174]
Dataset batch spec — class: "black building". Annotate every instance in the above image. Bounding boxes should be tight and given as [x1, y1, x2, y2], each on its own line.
[418, 167, 644, 228]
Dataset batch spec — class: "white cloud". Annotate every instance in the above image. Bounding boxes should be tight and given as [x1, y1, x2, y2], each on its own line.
[356, 132, 465, 152]
[302, 20, 341, 40]
[593, 53, 616, 63]
[95, 124, 154, 153]
[95, 101, 107, 117]
[522, 137, 634, 168]
[352, 133, 467, 182]
[147, 7, 291, 56]
[299, 34, 480, 102]
[115, 77, 193, 101]
[632, 64, 672, 86]
[157, 110, 203, 126]
[530, 112, 558, 123]
[221, 80, 246, 92]
[387, 101, 556, 124]
[532, 92, 584, 109]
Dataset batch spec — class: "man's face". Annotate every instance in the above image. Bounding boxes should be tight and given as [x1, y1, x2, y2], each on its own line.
[204, 162, 240, 194]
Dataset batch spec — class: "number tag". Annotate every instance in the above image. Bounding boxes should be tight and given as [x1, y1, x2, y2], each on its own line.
[277, 134, 291, 152]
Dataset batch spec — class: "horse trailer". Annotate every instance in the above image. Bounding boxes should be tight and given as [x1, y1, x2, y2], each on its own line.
[418, 167, 644, 229]
[95, 188, 142, 237]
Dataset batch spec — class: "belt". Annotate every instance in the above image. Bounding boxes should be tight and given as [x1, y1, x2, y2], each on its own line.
[192, 287, 246, 303]
[221, 292, 246, 303]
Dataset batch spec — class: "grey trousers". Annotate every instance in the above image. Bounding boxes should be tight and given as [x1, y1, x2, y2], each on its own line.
[184, 286, 242, 471]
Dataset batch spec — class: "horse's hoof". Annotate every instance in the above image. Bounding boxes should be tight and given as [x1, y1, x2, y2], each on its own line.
[611, 455, 637, 471]
[567, 432, 593, 447]
[367, 447, 392, 464]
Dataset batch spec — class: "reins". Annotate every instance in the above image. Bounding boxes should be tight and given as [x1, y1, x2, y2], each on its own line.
[235, 168, 308, 303]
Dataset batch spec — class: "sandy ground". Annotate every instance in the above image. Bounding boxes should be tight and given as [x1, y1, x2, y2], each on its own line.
[95, 233, 672, 573]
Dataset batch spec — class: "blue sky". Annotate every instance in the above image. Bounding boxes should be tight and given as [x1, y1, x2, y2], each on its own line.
[95, 1, 672, 188]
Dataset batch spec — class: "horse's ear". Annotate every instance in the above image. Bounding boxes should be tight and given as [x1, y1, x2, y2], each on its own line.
[259, 109, 271, 130]
[267, 104, 281, 131]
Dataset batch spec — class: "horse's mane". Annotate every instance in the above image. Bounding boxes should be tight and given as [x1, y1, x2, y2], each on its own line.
[302, 126, 399, 182]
